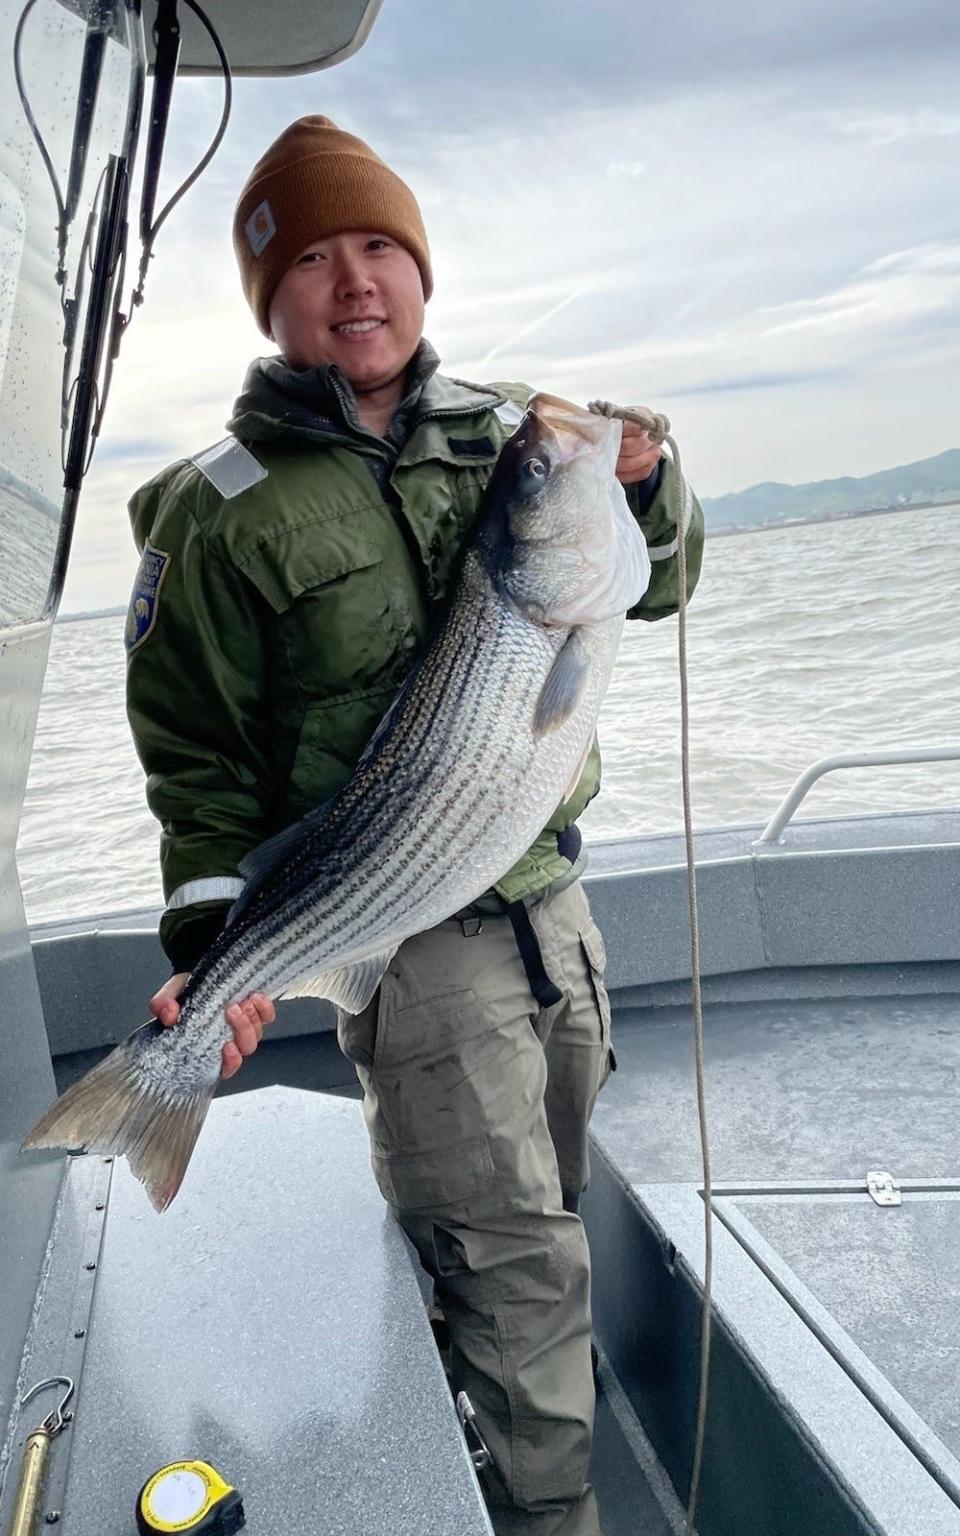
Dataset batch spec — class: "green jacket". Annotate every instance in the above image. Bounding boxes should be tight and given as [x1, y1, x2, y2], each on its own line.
[126, 344, 704, 969]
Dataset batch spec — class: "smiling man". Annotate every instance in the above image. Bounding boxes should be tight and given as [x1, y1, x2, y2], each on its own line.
[125, 116, 703, 1536]
[267, 230, 426, 436]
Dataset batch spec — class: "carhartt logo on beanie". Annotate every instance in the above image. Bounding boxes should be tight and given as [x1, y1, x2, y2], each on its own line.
[233, 115, 433, 336]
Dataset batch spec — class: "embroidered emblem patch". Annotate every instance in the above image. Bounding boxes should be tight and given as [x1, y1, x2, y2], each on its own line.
[245, 199, 276, 257]
[125, 541, 170, 655]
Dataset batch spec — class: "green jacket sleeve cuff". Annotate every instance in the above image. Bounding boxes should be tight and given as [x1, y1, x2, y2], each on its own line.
[161, 902, 232, 973]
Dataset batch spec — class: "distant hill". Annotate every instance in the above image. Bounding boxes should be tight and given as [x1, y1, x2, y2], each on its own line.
[57, 605, 125, 624]
[701, 448, 960, 532]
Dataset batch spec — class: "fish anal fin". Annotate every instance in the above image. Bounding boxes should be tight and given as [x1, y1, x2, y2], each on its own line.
[533, 628, 590, 736]
[22, 1021, 216, 1213]
[279, 948, 396, 1015]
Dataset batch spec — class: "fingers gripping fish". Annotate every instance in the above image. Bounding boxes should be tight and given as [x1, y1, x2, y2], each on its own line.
[23, 395, 652, 1211]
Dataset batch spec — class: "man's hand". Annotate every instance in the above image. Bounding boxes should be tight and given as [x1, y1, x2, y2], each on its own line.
[615, 419, 662, 485]
[149, 973, 276, 1080]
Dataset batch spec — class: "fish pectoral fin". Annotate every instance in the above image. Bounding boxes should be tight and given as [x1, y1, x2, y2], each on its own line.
[533, 628, 590, 736]
[229, 799, 338, 926]
[279, 948, 397, 1014]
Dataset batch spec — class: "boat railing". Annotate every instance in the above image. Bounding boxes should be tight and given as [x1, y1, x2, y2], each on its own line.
[756, 746, 960, 844]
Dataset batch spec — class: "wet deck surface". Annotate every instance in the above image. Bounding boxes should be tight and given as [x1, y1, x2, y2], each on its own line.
[47, 1091, 494, 1536]
[588, 989, 960, 1529]
[595, 991, 960, 1184]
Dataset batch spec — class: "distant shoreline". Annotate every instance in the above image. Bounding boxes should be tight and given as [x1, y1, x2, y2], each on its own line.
[705, 497, 957, 538]
[55, 499, 957, 620]
[57, 605, 126, 624]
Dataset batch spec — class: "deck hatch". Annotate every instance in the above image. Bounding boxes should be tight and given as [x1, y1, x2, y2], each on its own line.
[713, 1181, 960, 1508]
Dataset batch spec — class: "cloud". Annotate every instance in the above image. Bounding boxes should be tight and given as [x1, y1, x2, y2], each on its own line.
[299, 0, 960, 119]
[759, 243, 960, 339]
[666, 368, 842, 396]
[473, 288, 587, 372]
[834, 108, 960, 146]
[54, 0, 960, 608]
[860, 243, 960, 278]
[95, 437, 176, 462]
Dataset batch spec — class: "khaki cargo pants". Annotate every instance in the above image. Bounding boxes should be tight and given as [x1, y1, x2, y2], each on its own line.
[337, 879, 613, 1536]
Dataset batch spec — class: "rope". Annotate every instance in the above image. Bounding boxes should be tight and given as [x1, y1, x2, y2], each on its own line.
[589, 399, 712, 1534]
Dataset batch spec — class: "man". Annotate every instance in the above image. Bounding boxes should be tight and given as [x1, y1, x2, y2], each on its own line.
[127, 116, 704, 1536]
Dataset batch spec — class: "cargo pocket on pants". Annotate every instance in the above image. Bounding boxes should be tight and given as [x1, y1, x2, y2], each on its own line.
[371, 1135, 497, 1213]
[580, 917, 616, 1084]
[368, 984, 504, 1214]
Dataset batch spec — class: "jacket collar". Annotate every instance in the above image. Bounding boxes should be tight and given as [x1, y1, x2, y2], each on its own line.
[227, 340, 504, 450]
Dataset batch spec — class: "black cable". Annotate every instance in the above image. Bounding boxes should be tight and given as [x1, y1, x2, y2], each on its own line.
[13, 0, 69, 282]
[16, 0, 232, 500]
[131, 0, 232, 307]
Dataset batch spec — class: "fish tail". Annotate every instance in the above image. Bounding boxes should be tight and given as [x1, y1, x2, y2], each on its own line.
[22, 1023, 216, 1213]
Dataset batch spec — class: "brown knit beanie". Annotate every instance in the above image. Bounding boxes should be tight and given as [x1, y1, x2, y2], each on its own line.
[233, 115, 433, 336]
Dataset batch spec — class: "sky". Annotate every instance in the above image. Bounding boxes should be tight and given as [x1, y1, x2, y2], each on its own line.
[42, 0, 960, 611]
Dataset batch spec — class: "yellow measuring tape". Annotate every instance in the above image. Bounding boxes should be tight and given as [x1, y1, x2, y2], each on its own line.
[136, 1461, 244, 1535]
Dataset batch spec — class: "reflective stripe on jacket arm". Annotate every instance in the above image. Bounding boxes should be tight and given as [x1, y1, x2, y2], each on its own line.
[126, 467, 276, 962]
[625, 453, 705, 621]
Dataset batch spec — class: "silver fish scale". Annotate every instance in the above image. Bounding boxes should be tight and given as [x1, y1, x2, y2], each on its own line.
[174, 549, 623, 1076]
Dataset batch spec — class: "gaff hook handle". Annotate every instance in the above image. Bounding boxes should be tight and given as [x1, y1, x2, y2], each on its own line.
[6, 1377, 75, 1536]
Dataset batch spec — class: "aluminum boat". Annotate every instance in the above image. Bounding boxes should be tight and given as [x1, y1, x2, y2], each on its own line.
[2, 5, 958, 1532]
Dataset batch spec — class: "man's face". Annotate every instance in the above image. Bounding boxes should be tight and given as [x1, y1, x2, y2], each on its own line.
[267, 230, 425, 390]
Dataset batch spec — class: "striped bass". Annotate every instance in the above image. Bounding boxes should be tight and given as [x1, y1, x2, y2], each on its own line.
[24, 393, 651, 1210]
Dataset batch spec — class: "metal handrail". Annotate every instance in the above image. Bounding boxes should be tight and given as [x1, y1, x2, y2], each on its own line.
[756, 746, 960, 844]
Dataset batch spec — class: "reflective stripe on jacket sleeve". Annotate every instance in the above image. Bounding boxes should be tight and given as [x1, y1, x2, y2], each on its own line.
[166, 876, 245, 911]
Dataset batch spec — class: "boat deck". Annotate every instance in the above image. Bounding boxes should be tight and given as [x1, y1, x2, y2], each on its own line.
[597, 990, 960, 1185]
[16, 808, 960, 1533]
[0, 1091, 496, 1536]
[585, 987, 960, 1535]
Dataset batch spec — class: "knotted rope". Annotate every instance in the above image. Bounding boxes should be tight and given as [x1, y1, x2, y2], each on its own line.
[588, 398, 712, 1536]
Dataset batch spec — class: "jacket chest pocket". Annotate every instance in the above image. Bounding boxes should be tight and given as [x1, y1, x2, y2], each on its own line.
[394, 461, 491, 605]
[239, 518, 417, 700]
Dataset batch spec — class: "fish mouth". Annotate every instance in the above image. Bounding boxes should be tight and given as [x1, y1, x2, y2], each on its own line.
[526, 392, 612, 458]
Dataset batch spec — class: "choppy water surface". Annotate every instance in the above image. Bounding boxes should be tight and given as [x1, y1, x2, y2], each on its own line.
[18, 504, 960, 924]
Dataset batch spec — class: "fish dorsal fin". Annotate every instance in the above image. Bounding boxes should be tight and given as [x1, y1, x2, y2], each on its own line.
[228, 803, 333, 925]
[533, 628, 590, 736]
[278, 948, 396, 1015]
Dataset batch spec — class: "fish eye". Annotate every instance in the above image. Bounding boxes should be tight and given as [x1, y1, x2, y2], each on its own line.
[519, 455, 549, 495]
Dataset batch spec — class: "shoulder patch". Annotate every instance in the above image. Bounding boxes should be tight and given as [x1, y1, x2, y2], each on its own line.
[190, 437, 267, 501]
[125, 541, 170, 654]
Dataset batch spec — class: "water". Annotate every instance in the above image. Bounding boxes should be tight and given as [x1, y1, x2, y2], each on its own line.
[0, 482, 59, 628]
[18, 504, 960, 926]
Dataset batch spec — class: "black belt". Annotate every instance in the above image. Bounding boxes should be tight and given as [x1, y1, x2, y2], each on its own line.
[503, 826, 582, 1008]
[503, 899, 562, 1007]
